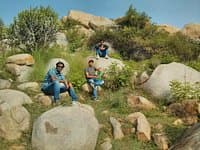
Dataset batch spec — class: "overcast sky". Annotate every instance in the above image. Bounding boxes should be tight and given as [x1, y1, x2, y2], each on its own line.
[0, 0, 199, 28]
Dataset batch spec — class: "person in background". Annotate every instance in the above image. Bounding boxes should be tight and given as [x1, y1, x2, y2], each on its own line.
[41, 61, 78, 106]
[95, 40, 109, 59]
[84, 59, 104, 101]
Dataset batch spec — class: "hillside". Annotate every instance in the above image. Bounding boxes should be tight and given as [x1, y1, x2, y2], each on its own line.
[0, 8, 200, 150]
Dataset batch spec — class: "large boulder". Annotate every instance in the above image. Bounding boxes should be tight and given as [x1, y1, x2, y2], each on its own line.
[45, 58, 69, 76]
[0, 89, 31, 140]
[0, 105, 30, 140]
[17, 82, 40, 92]
[67, 10, 115, 29]
[157, 24, 180, 34]
[6, 64, 33, 82]
[170, 123, 200, 150]
[0, 79, 11, 89]
[143, 62, 200, 99]
[6, 54, 35, 65]
[168, 100, 199, 125]
[86, 56, 124, 71]
[0, 89, 32, 108]
[5, 54, 35, 82]
[32, 104, 99, 150]
[127, 95, 156, 110]
[181, 23, 200, 41]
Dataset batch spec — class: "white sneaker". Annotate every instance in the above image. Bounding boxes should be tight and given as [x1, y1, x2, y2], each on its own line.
[90, 83, 97, 89]
[96, 55, 100, 59]
[105, 55, 109, 59]
[72, 101, 79, 106]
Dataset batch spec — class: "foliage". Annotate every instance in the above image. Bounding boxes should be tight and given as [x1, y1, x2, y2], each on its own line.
[187, 60, 200, 71]
[117, 5, 151, 29]
[66, 29, 86, 52]
[9, 6, 58, 51]
[104, 64, 133, 90]
[60, 18, 82, 30]
[170, 80, 200, 101]
[0, 18, 8, 40]
[165, 33, 200, 61]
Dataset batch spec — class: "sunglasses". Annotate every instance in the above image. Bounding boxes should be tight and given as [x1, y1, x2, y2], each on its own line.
[57, 65, 64, 68]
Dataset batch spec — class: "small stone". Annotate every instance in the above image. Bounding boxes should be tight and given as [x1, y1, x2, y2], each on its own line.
[173, 119, 183, 126]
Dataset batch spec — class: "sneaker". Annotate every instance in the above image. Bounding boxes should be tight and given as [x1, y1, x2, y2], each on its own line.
[105, 55, 109, 59]
[93, 97, 99, 101]
[96, 55, 100, 59]
[90, 83, 97, 90]
[72, 101, 80, 106]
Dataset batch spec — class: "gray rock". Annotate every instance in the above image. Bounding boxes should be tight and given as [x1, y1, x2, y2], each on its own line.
[17, 82, 39, 92]
[170, 123, 200, 150]
[110, 117, 124, 140]
[6, 53, 35, 65]
[0, 79, 11, 89]
[143, 62, 200, 99]
[68, 10, 115, 29]
[45, 58, 69, 76]
[6, 64, 33, 82]
[32, 105, 99, 150]
[100, 138, 112, 150]
[0, 106, 30, 140]
[0, 89, 32, 108]
[86, 56, 124, 71]
[55, 32, 68, 47]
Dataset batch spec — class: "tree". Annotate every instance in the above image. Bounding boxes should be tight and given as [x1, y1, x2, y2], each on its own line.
[9, 6, 58, 51]
[117, 5, 151, 29]
[0, 18, 5, 40]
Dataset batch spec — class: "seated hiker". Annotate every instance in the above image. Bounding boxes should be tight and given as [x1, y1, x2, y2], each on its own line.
[95, 40, 109, 59]
[41, 61, 78, 105]
[95, 67, 104, 85]
[85, 59, 104, 101]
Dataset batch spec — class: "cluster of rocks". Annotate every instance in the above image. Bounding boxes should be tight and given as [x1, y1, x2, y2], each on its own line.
[157, 23, 200, 41]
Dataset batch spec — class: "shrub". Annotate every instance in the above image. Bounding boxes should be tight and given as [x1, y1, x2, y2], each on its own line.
[61, 18, 82, 30]
[0, 18, 8, 40]
[9, 6, 58, 51]
[187, 60, 200, 72]
[116, 5, 150, 29]
[66, 29, 86, 52]
[170, 80, 200, 101]
[166, 33, 200, 61]
[104, 64, 132, 90]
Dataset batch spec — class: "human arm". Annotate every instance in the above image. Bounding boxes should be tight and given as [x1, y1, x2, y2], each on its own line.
[85, 71, 97, 79]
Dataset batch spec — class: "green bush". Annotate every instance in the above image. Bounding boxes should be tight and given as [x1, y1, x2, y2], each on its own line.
[165, 33, 200, 61]
[66, 29, 86, 52]
[170, 80, 200, 101]
[104, 64, 132, 90]
[0, 18, 8, 40]
[9, 6, 58, 51]
[187, 60, 200, 71]
[61, 18, 82, 30]
[116, 5, 150, 29]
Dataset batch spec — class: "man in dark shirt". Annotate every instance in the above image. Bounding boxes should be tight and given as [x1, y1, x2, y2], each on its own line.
[41, 61, 78, 105]
[84, 59, 104, 101]
[95, 40, 109, 59]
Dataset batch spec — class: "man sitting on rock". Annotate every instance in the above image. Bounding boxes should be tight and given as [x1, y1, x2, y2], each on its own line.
[41, 61, 78, 105]
[85, 59, 104, 101]
[95, 40, 109, 59]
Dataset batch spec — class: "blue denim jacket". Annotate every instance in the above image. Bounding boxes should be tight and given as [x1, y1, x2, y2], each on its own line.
[41, 67, 65, 90]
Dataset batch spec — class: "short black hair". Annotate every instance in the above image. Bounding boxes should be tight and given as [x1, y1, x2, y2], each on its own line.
[56, 61, 65, 67]
[88, 59, 94, 63]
